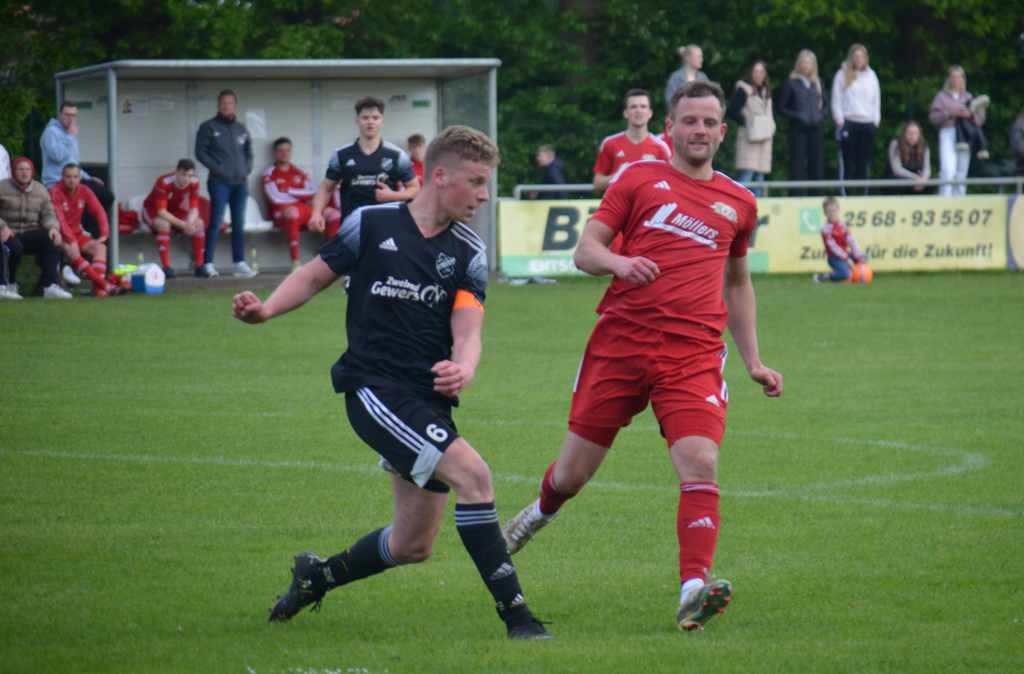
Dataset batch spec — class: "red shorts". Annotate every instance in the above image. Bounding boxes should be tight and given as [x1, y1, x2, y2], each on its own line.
[142, 207, 190, 230]
[568, 315, 729, 448]
[272, 202, 313, 228]
[74, 231, 94, 248]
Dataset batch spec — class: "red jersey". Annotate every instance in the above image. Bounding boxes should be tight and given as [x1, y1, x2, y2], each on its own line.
[262, 163, 316, 209]
[655, 131, 674, 157]
[591, 161, 757, 341]
[821, 221, 861, 261]
[49, 182, 108, 240]
[144, 173, 200, 217]
[411, 158, 424, 181]
[593, 131, 672, 177]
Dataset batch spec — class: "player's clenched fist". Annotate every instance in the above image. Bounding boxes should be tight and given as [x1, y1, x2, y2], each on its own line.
[432, 359, 474, 397]
[308, 212, 326, 234]
[233, 291, 267, 324]
[613, 255, 660, 286]
[749, 365, 783, 397]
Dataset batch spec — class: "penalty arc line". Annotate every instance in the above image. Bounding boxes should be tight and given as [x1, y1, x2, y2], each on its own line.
[1, 446, 1020, 519]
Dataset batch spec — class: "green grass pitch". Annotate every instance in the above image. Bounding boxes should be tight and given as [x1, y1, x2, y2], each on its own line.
[2, 272, 1023, 673]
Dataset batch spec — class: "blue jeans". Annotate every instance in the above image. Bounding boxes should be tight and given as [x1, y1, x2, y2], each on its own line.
[206, 179, 249, 264]
[827, 255, 852, 281]
[738, 170, 764, 198]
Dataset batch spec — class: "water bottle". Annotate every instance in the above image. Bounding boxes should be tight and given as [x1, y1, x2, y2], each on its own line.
[138, 249, 144, 264]
[251, 246, 258, 272]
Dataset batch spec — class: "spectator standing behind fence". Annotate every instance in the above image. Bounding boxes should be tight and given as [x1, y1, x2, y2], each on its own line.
[1011, 106, 1024, 173]
[831, 44, 880, 196]
[664, 45, 709, 109]
[776, 50, 827, 196]
[0, 158, 70, 299]
[727, 61, 775, 197]
[41, 101, 115, 241]
[532, 145, 568, 200]
[928, 66, 989, 197]
[195, 89, 257, 278]
[882, 122, 931, 194]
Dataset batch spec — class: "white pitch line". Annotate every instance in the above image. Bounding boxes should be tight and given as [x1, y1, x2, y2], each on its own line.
[1, 443, 1019, 518]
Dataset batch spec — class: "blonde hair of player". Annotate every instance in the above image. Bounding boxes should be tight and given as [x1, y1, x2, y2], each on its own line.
[423, 125, 501, 182]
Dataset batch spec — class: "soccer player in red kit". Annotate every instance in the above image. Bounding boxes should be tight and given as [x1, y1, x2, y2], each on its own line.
[142, 158, 205, 278]
[656, 116, 674, 158]
[49, 163, 121, 296]
[503, 80, 783, 631]
[592, 89, 672, 192]
[263, 137, 340, 270]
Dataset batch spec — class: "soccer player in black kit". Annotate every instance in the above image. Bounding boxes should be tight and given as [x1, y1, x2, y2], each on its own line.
[308, 95, 420, 236]
[232, 126, 552, 640]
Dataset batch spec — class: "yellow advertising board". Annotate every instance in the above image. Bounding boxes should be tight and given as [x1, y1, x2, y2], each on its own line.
[499, 195, 1009, 275]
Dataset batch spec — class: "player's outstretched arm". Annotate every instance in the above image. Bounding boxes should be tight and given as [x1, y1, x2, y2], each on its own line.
[433, 305, 484, 397]
[574, 219, 659, 285]
[233, 256, 340, 325]
[723, 255, 783, 397]
[309, 178, 339, 233]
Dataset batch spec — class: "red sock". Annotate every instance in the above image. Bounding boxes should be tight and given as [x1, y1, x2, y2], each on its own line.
[284, 217, 301, 262]
[155, 233, 171, 268]
[73, 256, 110, 289]
[538, 461, 579, 516]
[191, 231, 206, 266]
[92, 260, 106, 276]
[326, 210, 342, 240]
[677, 483, 721, 584]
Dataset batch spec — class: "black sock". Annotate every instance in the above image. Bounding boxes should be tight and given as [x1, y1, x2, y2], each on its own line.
[316, 525, 398, 593]
[455, 502, 533, 625]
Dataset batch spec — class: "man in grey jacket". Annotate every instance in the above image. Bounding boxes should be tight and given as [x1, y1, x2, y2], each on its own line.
[195, 90, 256, 277]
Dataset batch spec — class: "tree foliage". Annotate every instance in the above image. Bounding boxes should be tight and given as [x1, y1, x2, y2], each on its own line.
[2, 0, 1021, 192]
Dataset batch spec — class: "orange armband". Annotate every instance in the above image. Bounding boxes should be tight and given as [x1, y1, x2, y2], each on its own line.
[453, 289, 484, 313]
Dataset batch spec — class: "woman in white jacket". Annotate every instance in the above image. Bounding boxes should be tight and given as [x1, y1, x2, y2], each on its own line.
[831, 44, 881, 195]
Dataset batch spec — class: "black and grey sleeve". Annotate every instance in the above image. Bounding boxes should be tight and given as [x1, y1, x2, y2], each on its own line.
[460, 249, 488, 304]
[318, 209, 363, 275]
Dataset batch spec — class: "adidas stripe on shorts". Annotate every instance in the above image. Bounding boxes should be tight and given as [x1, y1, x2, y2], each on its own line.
[345, 386, 460, 493]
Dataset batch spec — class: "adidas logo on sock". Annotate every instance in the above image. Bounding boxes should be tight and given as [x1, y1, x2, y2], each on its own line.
[379, 237, 399, 251]
[490, 562, 517, 580]
[654, 180, 671, 190]
[687, 516, 716, 529]
[705, 395, 720, 406]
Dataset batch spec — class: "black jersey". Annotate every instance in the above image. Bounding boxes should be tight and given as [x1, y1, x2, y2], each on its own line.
[326, 139, 417, 216]
[318, 202, 488, 406]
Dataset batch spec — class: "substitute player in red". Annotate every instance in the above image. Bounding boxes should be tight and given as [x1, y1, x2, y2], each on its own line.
[813, 196, 865, 283]
[142, 159, 205, 278]
[49, 163, 122, 296]
[263, 137, 341, 271]
[592, 89, 672, 192]
[502, 80, 783, 631]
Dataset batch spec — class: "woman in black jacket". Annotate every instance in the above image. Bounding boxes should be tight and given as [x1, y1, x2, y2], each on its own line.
[776, 50, 828, 196]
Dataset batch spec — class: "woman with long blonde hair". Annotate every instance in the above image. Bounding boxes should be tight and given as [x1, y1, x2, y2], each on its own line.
[831, 43, 881, 195]
[777, 49, 827, 196]
[928, 65, 989, 196]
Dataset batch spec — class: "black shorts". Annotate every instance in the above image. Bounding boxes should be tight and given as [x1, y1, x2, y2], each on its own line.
[345, 386, 459, 493]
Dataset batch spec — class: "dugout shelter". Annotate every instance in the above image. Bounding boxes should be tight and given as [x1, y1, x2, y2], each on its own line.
[53, 59, 501, 271]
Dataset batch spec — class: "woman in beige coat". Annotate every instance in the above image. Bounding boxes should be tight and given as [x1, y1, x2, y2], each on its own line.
[727, 61, 775, 196]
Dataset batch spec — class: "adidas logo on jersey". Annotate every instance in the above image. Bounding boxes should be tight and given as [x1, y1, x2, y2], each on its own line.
[615, 150, 626, 157]
[687, 517, 716, 529]
[379, 237, 399, 251]
[346, 158, 356, 166]
[490, 562, 517, 580]
[705, 395, 720, 407]
[654, 181, 671, 190]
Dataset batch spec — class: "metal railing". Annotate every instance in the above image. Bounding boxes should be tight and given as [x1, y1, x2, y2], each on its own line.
[511, 176, 1024, 199]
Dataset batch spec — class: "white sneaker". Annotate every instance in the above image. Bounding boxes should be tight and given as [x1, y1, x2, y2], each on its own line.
[0, 287, 23, 300]
[43, 284, 73, 299]
[234, 261, 258, 277]
[501, 499, 557, 555]
[62, 265, 82, 285]
[291, 260, 302, 272]
[196, 263, 219, 278]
